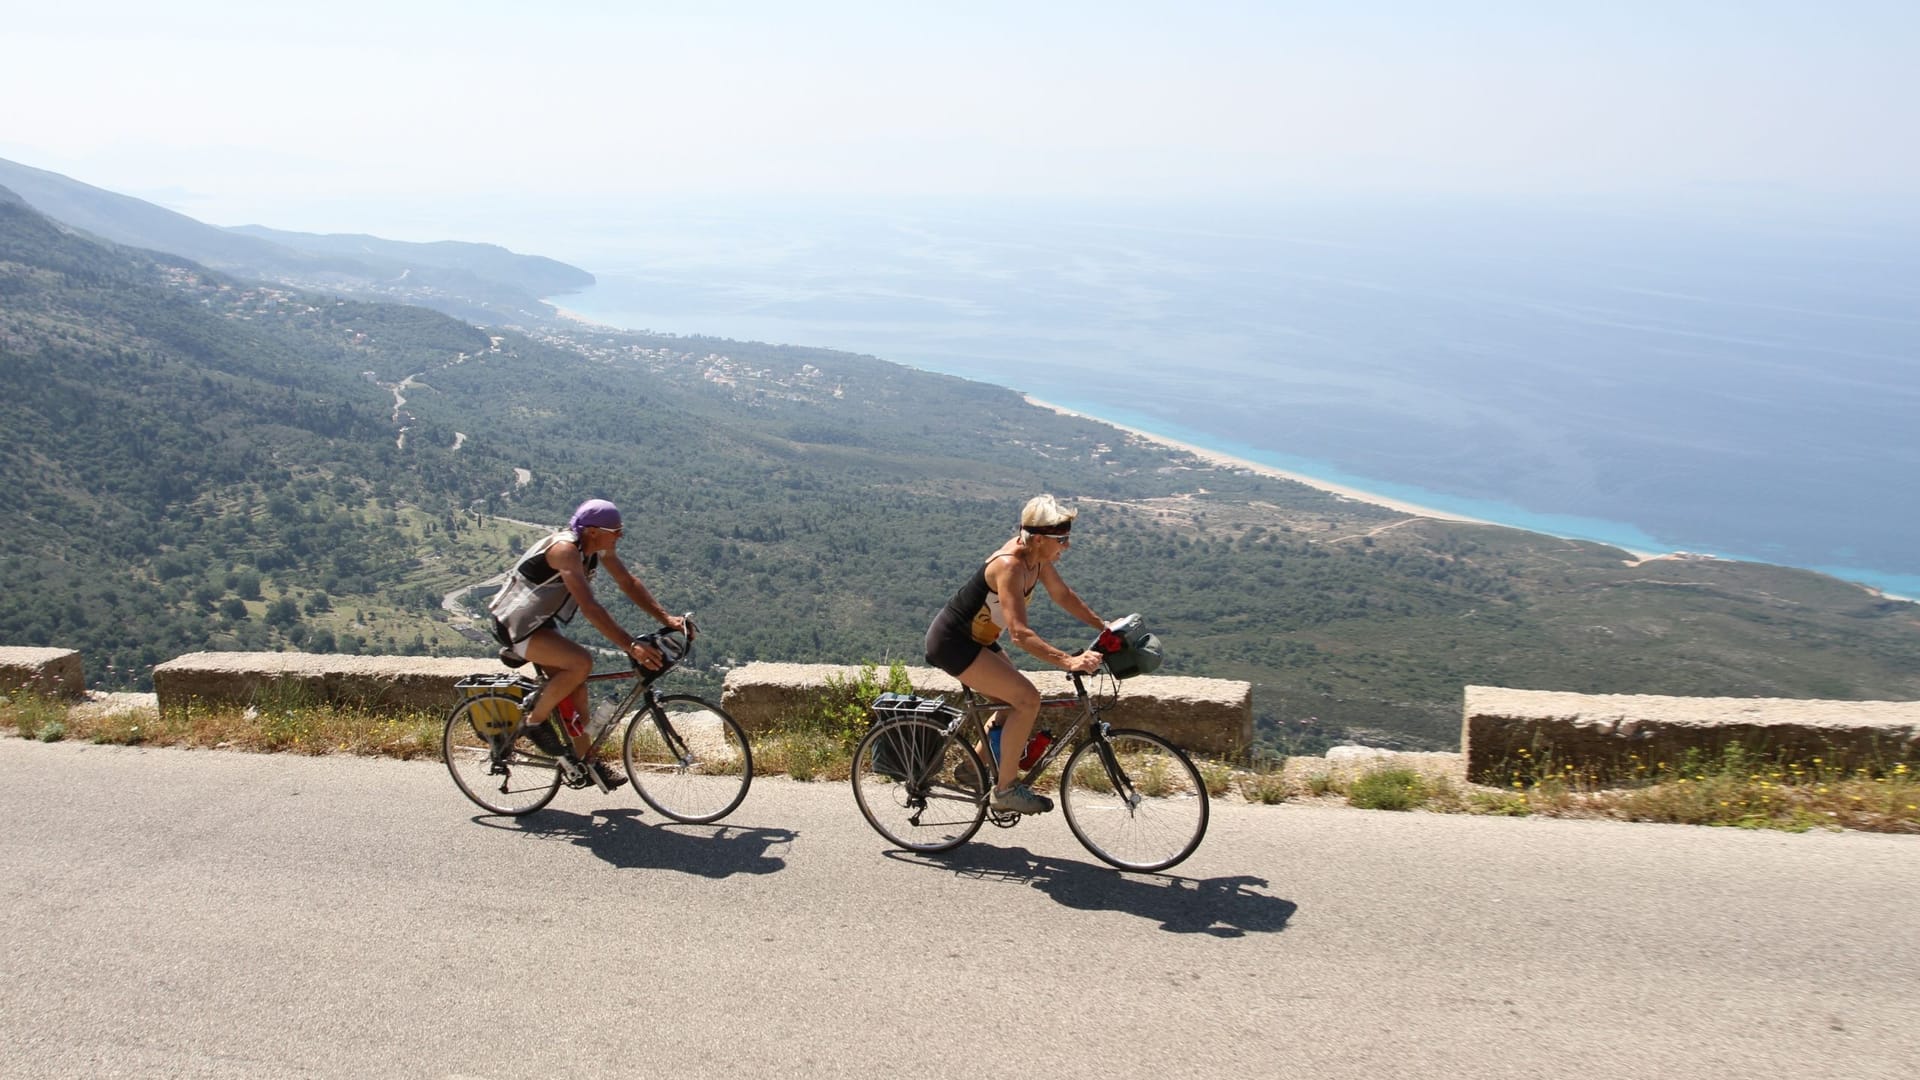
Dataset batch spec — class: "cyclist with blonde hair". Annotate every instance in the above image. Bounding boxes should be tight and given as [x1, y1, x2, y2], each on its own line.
[923, 494, 1108, 814]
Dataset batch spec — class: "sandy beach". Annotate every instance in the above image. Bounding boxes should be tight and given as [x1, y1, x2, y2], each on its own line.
[1025, 395, 1503, 525]
[1026, 394, 1673, 563]
[547, 303, 619, 330]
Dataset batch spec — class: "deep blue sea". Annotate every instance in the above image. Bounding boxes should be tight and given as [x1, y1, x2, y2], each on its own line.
[541, 195, 1920, 599]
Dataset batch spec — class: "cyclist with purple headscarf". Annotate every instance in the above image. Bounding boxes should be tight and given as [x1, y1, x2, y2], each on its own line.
[486, 498, 688, 788]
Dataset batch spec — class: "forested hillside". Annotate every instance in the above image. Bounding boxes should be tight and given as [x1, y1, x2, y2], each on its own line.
[4, 184, 1917, 752]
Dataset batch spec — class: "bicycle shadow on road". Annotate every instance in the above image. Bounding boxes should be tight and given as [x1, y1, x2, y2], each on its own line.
[887, 845, 1296, 937]
[475, 808, 794, 878]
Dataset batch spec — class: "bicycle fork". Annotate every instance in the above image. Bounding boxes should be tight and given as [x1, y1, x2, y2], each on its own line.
[1091, 724, 1144, 814]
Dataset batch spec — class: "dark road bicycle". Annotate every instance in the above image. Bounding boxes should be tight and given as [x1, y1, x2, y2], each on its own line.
[850, 634, 1208, 872]
[444, 614, 752, 822]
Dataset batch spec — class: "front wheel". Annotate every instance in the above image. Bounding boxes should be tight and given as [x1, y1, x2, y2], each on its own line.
[444, 693, 563, 816]
[1059, 728, 1209, 872]
[851, 718, 988, 853]
[622, 695, 753, 824]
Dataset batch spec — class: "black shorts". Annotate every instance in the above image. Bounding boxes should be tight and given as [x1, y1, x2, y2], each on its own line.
[924, 608, 1001, 678]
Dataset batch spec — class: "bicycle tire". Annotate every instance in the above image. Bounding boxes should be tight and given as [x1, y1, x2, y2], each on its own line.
[1059, 728, 1209, 872]
[443, 693, 563, 816]
[622, 694, 752, 824]
[851, 718, 988, 853]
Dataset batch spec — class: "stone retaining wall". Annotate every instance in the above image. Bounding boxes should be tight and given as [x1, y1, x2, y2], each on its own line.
[0, 647, 86, 699]
[153, 652, 516, 715]
[720, 662, 1253, 757]
[1463, 685, 1920, 785]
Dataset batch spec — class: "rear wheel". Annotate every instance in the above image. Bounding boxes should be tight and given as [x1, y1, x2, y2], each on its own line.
[1059, 729, 1208, 872]
[851, 718, 988, 853]
[443, 694, 563, 816]
[622, 695, 753, 824]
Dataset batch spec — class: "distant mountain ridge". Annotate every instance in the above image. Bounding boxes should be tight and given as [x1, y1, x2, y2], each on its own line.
[227, 224, 590, 295]
[0, 157, 591, 324]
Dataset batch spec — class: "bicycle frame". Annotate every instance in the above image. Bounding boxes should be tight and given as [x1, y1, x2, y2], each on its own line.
[526, 653, 683, 760]
[854, 627, 1205, 871]
[451, 613, 753, 822]
[517, 619, 697, 763]
[956, 671, 1118, 801]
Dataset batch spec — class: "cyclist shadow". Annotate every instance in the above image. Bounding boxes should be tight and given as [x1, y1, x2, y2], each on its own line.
[477, 808, 794, 878]
[887, 845, 1296, 937]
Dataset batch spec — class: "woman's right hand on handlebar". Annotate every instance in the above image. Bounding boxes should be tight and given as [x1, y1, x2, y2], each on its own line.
[627, 636, 666, 671]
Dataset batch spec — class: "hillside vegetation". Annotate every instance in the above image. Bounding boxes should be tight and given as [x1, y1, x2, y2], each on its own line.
[3, 182, 1917, 754]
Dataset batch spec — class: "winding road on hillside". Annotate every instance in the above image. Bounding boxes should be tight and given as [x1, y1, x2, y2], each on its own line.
[3, 739, 1914, 1079]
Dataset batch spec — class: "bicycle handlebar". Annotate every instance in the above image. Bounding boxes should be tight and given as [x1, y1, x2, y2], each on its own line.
[627, 612, 698, 676]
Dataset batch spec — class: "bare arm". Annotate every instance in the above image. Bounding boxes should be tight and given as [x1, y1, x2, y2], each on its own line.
[545, 534, 672, 664]
[602, 552, 677, 629]
[1038, 562, 1104, 631]
[994, 560, 1101, 673]
[546, 540, 629, 645]
[603, 552, 687, 666]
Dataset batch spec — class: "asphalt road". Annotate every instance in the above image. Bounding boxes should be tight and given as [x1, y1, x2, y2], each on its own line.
[3, 738, 1917, 1079]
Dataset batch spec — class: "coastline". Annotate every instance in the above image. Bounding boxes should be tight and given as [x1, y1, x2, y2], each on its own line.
[542, 300, 1920, 597]
[546, 303, 619, 330]
[1025, 394, 1663, 560]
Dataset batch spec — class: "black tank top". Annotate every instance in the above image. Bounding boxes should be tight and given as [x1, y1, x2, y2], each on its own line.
[939, 553, 1031, 646]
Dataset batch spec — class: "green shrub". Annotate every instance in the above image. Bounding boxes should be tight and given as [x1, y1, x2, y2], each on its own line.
[1348, 767, 1426, 811]
[0, 692, 69, 742]
[798, 661, 915, 749]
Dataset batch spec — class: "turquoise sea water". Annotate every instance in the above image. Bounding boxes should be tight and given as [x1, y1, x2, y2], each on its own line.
[547, 196, 1920, 601]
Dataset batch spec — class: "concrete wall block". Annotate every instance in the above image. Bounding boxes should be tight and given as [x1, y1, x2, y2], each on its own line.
[1463, 686, 1920, 785]
[721, 662, 1253, 756]
[153, 652, 517, 715]
[0, 646, 86, 699]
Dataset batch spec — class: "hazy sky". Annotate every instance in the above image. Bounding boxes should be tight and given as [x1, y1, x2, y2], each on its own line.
[5, 0, 1916, 236]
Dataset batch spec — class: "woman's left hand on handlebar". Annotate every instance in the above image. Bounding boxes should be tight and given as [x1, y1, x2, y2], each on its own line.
[1066, 650, 1104, 674]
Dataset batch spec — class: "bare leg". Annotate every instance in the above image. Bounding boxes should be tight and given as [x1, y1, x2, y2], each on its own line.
[519, 628, 595, 758]
[955, 647, 1039, 794]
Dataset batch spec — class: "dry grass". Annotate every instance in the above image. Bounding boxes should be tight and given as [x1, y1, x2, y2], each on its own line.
[9, 691, 1915, 833]
[754, 730, 853, 783]
[1282, 745, 1920, 833]
[1, 692, 441, 760]
[1488, 745, 1920, 833]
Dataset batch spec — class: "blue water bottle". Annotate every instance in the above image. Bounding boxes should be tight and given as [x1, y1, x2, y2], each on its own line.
[987, 725, 1002, 764]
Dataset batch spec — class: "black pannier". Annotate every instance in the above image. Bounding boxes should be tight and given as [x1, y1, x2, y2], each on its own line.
[867, 693, 960, 782]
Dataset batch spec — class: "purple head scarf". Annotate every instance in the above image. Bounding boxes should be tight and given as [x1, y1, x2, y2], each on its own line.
[568, 498, 623, 534]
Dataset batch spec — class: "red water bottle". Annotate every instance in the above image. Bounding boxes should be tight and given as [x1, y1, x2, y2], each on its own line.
[1020, 729, 1053, 769]
[558, 696, 586, 740]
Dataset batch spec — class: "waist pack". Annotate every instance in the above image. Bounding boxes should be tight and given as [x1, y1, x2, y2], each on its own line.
[867, 693, 959, 782]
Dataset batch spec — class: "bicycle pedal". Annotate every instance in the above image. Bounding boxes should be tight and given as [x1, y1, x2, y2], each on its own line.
[987, 809, 1022, 828]
[557, 758, 593, 789]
